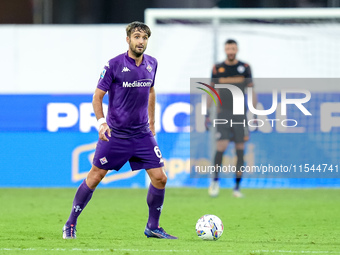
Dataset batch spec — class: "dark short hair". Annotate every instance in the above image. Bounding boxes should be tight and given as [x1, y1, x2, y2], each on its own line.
[225, 39, 237, 45]
[126, 21, 151, 38]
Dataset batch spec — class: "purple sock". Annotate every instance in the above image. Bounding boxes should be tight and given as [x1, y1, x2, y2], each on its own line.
[66, 179, 95, 226]
[147, 183, 165, 230]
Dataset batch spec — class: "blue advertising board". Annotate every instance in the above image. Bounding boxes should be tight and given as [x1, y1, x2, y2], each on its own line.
[0, 93, 339, 187]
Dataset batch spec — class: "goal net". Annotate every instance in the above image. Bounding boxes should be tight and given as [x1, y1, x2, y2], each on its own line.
[145, 8, 340, 188]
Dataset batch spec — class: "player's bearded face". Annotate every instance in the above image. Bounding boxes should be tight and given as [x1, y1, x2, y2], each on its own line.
[225, 43, 238, 61]
[128, 29, 148, 57]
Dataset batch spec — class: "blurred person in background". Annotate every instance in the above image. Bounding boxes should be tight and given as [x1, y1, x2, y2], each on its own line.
[207, 39, 257, 198]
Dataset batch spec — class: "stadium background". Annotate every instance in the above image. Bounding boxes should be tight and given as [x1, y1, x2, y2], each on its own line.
[0, 1, 339, 189]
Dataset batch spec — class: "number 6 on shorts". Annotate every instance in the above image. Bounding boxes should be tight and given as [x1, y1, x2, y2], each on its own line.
[154, 146, 162, 158]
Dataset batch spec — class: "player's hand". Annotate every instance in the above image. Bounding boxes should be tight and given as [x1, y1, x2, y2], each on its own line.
[250, 114, 259, 132]
[99, 123, 111, 141]
[149, 123, 156, 136]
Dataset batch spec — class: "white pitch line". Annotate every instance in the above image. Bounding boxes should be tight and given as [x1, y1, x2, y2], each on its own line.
[0, 248, 192, 252]
[1, 248, 340, 254]
[253, 251, 340, 254]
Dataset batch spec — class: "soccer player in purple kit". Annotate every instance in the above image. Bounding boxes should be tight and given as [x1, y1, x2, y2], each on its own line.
[62, 21, 177, 239]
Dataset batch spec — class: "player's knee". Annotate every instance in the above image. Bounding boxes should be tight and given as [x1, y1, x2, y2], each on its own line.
[93, 174, 104, 184]
[86, 166, 107, 189]
[161, 174, 167, 185]
[86, 175, 102, 189]
[153, 173, 167, 187]
[216, 140, 229, 152]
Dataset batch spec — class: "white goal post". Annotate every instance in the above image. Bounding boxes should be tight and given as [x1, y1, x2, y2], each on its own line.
[144, 8, 340, 92]
[146, 8, 340, 26]
[145, 8, 340, 63]
[144, 8, 340, 188]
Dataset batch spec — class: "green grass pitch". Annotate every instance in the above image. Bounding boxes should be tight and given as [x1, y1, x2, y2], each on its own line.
[0, 188, 339, 255]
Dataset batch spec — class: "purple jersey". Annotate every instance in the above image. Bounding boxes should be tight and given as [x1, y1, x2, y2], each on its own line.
[97, 51, 158, 138]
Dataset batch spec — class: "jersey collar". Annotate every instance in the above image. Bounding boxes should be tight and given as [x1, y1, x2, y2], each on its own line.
[125, 51, 147, 66]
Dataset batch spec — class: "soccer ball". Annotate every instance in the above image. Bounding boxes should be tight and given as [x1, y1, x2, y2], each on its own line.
[195, 214, 224, 241]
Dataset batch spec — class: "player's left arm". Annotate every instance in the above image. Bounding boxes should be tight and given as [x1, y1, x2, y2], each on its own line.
[148, 86, 156, 136]
[248, 83, 257, 108]
[246, 64, 257, 108]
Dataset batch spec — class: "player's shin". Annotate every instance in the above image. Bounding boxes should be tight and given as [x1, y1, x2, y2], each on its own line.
[146, 183, 165, 229]
[66, 179, 95, 226]
[214, 151, 224, 181]
[212, 151, 223, 181]
[235, 149, 244, 190]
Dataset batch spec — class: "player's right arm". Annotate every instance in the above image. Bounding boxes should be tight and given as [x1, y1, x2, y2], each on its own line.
[93, 88, 111, 141]
[205, 65, 218, 130]
[207, 65, 217, 109]
[94, 60, 114, 141]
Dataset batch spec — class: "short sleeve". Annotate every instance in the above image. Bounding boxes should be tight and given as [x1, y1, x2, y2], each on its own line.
[151, 60, 158, 87]
[245, 64, 253, 87]
[211, 65, 218, 79]
[97, 61, 114, 92]
[245, 64, 252, 79]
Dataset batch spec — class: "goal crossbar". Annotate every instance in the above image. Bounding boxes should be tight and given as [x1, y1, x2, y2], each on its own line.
[145, 8, 340, 28]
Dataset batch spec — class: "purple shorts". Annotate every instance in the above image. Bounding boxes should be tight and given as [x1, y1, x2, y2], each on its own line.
[93, 131, 164, 171]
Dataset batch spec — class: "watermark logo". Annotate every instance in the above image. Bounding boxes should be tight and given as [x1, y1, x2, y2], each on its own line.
[196, 82, 222, 107]
[196, 81, 312, 128]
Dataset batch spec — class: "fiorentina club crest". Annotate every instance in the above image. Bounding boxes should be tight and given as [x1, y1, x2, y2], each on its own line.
[100, 157, 108, 165]
[146, 65, 152, 72]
